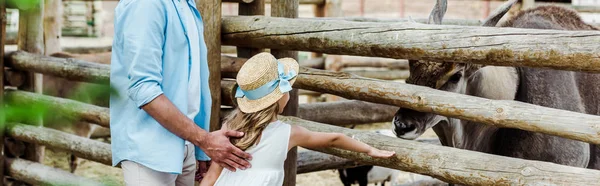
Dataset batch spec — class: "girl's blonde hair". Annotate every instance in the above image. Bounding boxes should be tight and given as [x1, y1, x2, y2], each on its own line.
[225, 103, 280, 151]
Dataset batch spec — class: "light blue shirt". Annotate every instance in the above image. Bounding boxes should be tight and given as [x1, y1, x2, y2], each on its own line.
[110, 0, 212, 174]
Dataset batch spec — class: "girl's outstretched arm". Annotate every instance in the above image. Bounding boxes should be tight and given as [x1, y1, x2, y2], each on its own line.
[199, 163, 223, 186]
[289, 125, 395, 158]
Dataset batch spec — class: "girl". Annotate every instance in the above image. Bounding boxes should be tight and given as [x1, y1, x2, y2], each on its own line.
[200, 52, 395, 186]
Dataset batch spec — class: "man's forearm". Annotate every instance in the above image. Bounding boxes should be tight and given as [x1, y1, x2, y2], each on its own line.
[141, 94, 207, 145]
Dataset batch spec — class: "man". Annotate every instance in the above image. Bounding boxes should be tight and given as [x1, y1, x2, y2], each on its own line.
[110, 0, 251, 185]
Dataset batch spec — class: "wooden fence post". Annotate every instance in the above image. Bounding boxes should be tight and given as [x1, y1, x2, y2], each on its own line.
[522, 0, 534, 10]
[271, 0, 298, 185]
[17, 0, 44, 164]
[44, 0, 62, 55]
[198, 0, 222, 132]
[0, 0, 6, 185]
[237, 0, 264, 58]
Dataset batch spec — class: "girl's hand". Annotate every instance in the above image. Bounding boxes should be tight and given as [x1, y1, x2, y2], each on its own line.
[367, 147, 395, 158]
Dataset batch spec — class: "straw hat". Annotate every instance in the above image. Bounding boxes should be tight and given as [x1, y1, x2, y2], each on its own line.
[234, 52, 299, 113]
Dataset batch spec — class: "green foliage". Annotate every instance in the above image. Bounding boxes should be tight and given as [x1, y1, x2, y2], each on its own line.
[1, 83, 117, 129]
[7, 0, 41, 11]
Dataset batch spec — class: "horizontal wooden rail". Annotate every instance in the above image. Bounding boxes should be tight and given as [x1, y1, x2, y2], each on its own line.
[7, 123, 112, 166]
[315, 17, 482, 26]
[294, 67, 600, 144]
[6, 123, 441, 175]
[221, 80, 397, 126]
[5, 51, 110, 84]
[222, 16, 600, 72]
[4, 90, 109, 128]
[281, 116, 600, 185]
[6, 158, 104, 186]
[297, 138, 441, 174]
[9, 51, 600, 144]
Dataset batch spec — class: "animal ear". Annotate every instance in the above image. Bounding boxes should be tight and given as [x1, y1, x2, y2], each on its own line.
[464, 63, 484, 79]
[428, 0, 447, 25]
[481, 0, 518, 27]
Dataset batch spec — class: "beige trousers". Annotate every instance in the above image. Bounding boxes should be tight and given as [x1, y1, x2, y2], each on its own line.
[122, 143, 196, 186]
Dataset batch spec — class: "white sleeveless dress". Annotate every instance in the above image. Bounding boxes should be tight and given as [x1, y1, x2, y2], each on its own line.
[214, 120, 291, 186]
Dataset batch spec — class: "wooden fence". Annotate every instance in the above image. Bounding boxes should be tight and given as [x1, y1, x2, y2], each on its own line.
[3, 0, 600, 185]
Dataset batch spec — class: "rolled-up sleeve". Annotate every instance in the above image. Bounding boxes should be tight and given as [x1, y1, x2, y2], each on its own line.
[122, 0, 167, 108]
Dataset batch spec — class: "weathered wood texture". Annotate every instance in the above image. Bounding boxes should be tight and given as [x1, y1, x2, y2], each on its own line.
[281, 116, 600, 185]
[17, 0, 44, 93]
[237, 0, 264, 58]
[223, 0, 323, 4]
[314, 17, 482, 26]
[222, 16, 600, 72]
[198, 0, 222, 132]
[298, 100, 397, 125]
[297, 138, 442, 174]
[271, 0, 299, 185]
[17, 0, 45, 164]
[221, 54, 323, 78]
[43, 0, 62, 55]
[62, 45, 111, 54]
[6, 158, 103, 186]
[326, 55, 408, 71]
[342, 69, 409, 80]
[5, 51, 110, 84]
[221, 80, 397, 125]
[15, 51, 600, 144]
[292, 67, 600, 145]
[7, 124, 111, 165]
[4, 90, 109, 128]
[297, 150, 360, 174]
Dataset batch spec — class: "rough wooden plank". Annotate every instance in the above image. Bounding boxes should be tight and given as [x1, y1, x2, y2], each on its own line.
[326, 55, 409, 71]
[62, 45, 111, 54]
[292, 67, 600, 144]
[221, 54, 324, 78]
[297, 150, 360, 174]
[271, 0, 299, 185]
[5, 51, 110, 85]
[6, 158, 104, 186]
[313, 17, 482, 26]
[43, 0, 62, 55]
[6, 124, 111, 165]
[342, 69, 409, 80]
[221, 80, 397, 125]
[281, 116, 600, 185]
[237, 0, 264, 59]
[222, 16, 600, 72]
[19, 53, 600, 144]
[4, 90, 109, 128]
[17, 0, 45, 164]
[198, 0, 222, 132]
[297, 138, 442, 174]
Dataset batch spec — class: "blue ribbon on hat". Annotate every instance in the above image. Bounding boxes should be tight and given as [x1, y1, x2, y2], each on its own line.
[235, 61, 297, 100]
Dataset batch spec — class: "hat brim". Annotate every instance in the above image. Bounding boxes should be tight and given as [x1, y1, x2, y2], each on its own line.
[236, 58, 300, 113]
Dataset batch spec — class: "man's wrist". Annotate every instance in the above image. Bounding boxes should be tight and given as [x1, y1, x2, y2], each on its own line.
[192, 128, 209, 148]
